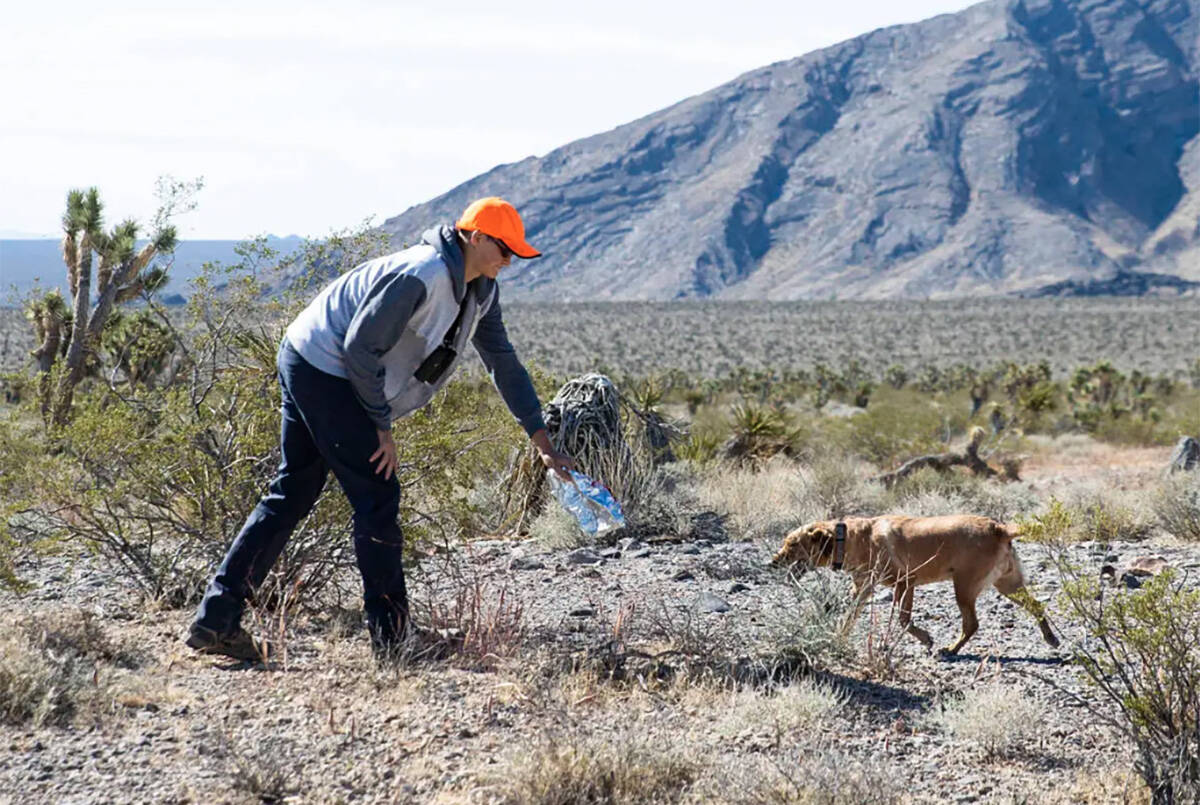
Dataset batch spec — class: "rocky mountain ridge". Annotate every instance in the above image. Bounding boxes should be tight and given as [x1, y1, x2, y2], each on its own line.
[380, 0, 1199, 300]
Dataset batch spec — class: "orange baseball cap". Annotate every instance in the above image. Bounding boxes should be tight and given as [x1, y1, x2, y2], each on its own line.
[456, 197, 541, 259]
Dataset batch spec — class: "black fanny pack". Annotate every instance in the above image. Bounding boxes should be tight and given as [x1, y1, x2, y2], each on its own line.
[413, 293, 470, 384]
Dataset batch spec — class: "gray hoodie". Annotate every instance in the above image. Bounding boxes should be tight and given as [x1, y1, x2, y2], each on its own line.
[285, 225, 546, 435]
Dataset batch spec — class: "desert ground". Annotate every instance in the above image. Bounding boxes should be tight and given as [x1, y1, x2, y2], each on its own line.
[1, 435, 1195, 804]
[1, 295, 1198, 803]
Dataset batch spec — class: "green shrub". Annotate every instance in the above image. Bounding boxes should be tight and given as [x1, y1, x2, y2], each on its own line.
[831, 389, 944, 468]
[1015, 498, 1075, 543]
[1057, 568, 1200, 802]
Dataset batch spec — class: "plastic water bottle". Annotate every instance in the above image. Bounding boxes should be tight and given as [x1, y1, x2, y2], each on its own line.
[548, 470, 625, 536]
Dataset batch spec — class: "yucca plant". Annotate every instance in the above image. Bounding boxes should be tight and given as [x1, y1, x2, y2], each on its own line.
[36, 179, 200, 426]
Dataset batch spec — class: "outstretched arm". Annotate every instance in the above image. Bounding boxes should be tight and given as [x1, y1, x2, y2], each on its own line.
[473, 293, 573, 480]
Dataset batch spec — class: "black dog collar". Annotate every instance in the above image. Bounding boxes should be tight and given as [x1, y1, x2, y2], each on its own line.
[832, 521, 847, 571]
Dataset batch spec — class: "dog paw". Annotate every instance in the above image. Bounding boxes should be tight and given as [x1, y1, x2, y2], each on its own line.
[936, 646, 959, 658]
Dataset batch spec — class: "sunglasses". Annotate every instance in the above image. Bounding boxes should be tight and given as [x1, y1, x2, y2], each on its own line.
[486, 234, 513, 259]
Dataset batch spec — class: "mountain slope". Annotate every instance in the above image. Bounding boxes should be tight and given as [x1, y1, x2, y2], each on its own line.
[380, 0, 1199, 300]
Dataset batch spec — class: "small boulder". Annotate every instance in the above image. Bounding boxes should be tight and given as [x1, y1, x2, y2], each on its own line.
[568, 606, 596, 617]
[1168, 436, 1200, 473]
[672, 569, 695, 582]
[509, 556, 546, 571]
[697, 592, 731, 613]
[565, 548, 603, 565]
[1124, 556, 1171, 577]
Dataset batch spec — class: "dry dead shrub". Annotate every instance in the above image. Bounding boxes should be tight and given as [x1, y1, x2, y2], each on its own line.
[0, 609, 133, 726]
[1154, 473, 1200, 541]
[489, 729, 700, 805]
[408, 570, 525, 670]
[226, 734, 301, 803]
[923, 679, 1042, 759]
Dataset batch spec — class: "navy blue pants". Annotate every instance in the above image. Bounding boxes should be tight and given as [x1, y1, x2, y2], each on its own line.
[194, 339, 408, 645]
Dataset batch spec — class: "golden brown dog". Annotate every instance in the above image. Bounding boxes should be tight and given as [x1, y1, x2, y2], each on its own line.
[771, 515, 1059, 655]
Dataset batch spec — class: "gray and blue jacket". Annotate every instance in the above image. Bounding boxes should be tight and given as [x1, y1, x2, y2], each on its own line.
[285, 224, 546, 435]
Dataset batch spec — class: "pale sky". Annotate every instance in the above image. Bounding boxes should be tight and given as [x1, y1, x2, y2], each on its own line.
[2, 0, 978, 241]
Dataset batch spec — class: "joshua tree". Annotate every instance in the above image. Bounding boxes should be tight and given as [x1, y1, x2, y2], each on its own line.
[33, 180, 199, 425]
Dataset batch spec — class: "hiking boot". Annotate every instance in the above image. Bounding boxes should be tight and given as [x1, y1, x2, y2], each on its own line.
[185, 623, 271, 662]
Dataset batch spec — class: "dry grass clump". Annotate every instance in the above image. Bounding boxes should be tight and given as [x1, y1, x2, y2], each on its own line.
[0, 609, 134, 727]
[704, 748, 901, 804]
[490, 730, 700, 804]
[693, 457, 819, 544]
[692, 453, 881, 546]
[797, 453, 884, 521]
[923, 680, 1042, 759]
[408, 572, 526, 671]
[32, 608, 141, 668]
[1154, 473, 1200, 541]
[882, 467, 1037, 522]
[0, 630, 78, 726]
[715, 677, 847, 739]
[527, 501, 591, 550]
[1059, 483, 1155, 542]
[227, 735, 302, 803]
[758, 570, 855, 670]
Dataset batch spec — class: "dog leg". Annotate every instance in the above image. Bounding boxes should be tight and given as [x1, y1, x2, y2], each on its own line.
[994, 549, 1061, 649]
[894, 580, 933, 650]
[1000, 586, 1060, 648]
[942, 578, 980, 656]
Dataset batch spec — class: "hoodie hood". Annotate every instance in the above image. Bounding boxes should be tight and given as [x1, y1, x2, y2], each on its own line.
[422, 224, 495, 305]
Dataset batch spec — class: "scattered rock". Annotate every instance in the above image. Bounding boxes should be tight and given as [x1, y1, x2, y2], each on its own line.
[565, 548, 602, 565]
[728, 583, 751, 594]
[621, 537, 646, 552]
[509, 556, 545, 571]
[672, 569, 695, 582]
[678, 545, 700, 555]
[1124, 556, 1170, 577]
[578, 567, 602, 579]
[568, 606, 595, 617]
[697, 592, 731, 613]
[600, 548, 621, 560]
[1120, 573, 1144, 590]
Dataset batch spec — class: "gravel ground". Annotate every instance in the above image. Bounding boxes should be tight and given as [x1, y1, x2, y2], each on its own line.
[3, 535, 1197, 803]
[2, 460, 1197, 803]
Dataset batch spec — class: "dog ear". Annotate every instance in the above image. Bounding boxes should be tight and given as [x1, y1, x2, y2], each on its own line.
[810, 524, 836, 563]
[773, 524, 818, 567]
